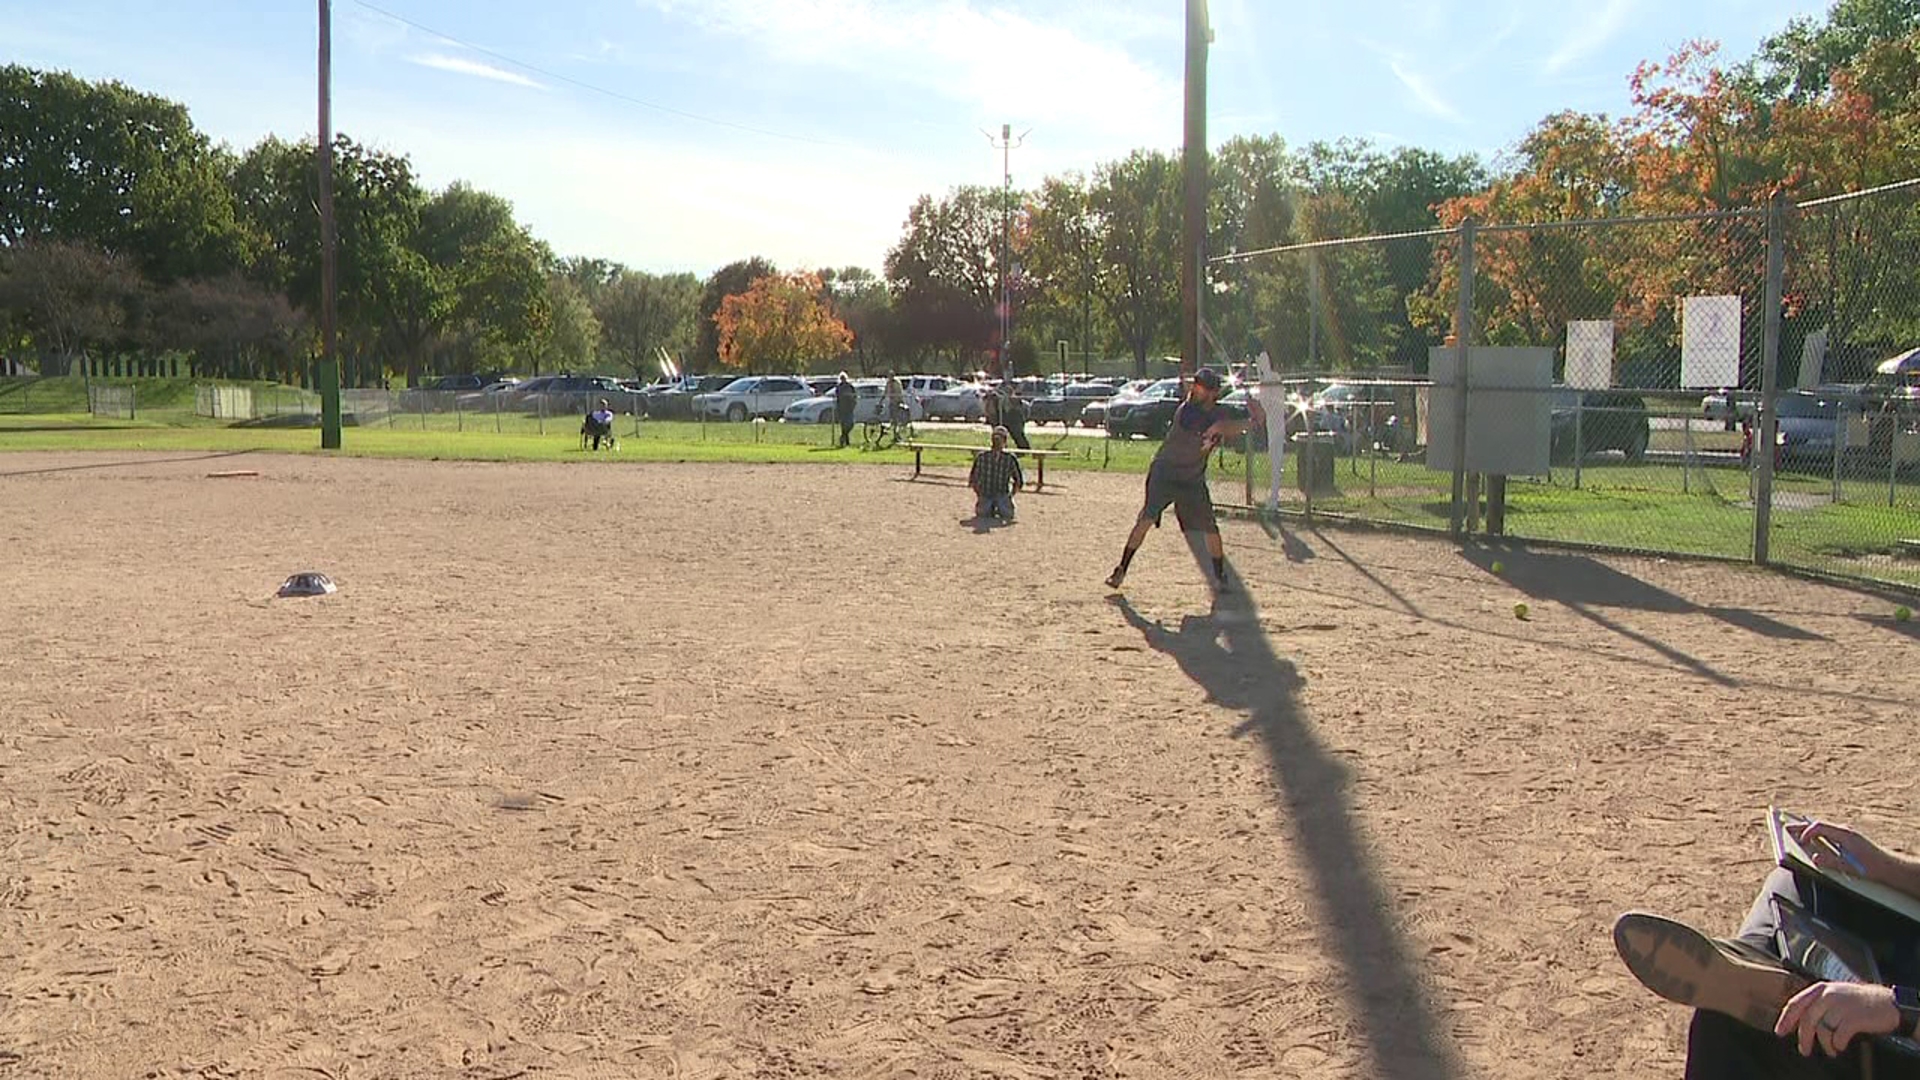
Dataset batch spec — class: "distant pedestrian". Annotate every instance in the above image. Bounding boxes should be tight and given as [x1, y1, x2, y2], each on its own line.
[969, 426, 1024, 523]
[833, 372, 857, 447]
[1000, 384, 1031, 450]
[1105, 367, 1246, 592]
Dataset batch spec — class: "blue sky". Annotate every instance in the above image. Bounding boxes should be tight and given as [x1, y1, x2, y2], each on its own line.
[2, 0, 1828, 276]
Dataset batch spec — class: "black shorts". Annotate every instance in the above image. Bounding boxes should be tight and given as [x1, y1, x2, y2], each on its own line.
[1139, 469, 1217, 534]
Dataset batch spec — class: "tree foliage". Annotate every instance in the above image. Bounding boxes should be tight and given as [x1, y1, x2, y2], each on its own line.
[714, 272, 852, 372]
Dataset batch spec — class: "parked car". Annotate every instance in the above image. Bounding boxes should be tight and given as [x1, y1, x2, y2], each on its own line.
[500, 374, 629, 414]
[1080, 380, 1151, 429]
[782, 379, 927, 424]
[1550, 388, 1651, 463]
[646, 374, 740, 418]
[1030, 382, 1118, 426]
[398, 372, 498, 410]
[1218, 389, 1349, 452]
[1701, 390, 1756, 431]
[694, 375, 815, 421]
[452, 378, 524, 408]
[896, 374, 958, 404]
[923, 382, 990, 422]
[1740, 389, 1853, 470]
[1313, 381, 1417, 450]
[1104, 378, 1186, 438]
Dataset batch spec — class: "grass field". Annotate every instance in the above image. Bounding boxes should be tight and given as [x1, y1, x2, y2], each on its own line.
[5, 374, 1918, 590]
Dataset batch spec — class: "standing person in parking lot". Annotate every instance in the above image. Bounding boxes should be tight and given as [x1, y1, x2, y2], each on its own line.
[885, 375, 909, 433]
[1000, 384, 1032, 450]
[833, 372, 857, 447]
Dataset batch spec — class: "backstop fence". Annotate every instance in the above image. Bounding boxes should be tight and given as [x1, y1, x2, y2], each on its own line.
[1210, 178, 1920, 592]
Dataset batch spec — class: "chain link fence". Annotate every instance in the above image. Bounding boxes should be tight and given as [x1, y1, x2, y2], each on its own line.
[1212, 179, 1920, 592]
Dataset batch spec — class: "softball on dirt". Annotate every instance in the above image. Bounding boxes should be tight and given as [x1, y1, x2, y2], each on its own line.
[1490, 561, 1505, 575]
[1898, 606, 1913, 623]
[1513, 602, 1530, 620]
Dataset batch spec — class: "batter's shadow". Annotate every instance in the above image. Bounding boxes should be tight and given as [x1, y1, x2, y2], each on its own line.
[1110, 585, 1460, 1080]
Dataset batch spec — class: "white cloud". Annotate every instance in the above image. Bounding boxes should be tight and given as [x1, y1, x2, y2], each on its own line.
[645, 0, 1180, 142]
[407, 52, 545, 89]
[1543, 0, 1638, 76]
[1385, 58, 1465, 125]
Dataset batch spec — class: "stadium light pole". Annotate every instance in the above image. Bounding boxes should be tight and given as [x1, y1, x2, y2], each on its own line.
[317, 0, 343, 449]
[984, 124, 1027, 376]
[1180, 0, 1211, 382]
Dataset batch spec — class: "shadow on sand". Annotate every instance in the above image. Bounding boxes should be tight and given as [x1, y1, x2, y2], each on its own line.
[1109, 536, 1459, 1080]
[0, 449, 258, 478]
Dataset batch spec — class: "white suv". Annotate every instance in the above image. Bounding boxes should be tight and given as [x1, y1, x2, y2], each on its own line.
[694, 376, 815, 421]
[900, 374, 956, 404]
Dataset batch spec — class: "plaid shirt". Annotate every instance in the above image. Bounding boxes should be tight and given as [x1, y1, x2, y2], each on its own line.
[969, 448, 1023, 496]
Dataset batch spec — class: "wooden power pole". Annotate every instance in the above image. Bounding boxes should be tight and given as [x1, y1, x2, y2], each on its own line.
[1180, 0, 1211, 381]
[317, 0, 342, 449]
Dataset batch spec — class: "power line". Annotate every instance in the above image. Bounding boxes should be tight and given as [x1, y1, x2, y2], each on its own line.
[348, 0, 848, 147]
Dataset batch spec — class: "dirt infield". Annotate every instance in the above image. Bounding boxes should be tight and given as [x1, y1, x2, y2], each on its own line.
[3, 451, 1916, 1079]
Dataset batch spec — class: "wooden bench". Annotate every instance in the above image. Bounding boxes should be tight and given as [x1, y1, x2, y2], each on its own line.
[904, 442, 1070, 490]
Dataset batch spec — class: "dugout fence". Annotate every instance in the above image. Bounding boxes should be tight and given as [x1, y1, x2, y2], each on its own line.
[1209, 178, 1920, 592]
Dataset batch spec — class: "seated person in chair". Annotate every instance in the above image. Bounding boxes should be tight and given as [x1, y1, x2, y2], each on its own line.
[1614, 816, 1920, 1079]
[583, 399, 617, 450]
[968, 426, 1023, 522]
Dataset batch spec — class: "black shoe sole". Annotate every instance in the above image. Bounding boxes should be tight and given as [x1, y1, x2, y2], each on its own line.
[1613, 912, 1808, 1030]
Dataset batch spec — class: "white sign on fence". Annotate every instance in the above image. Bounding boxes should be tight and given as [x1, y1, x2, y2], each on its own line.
[1681, 295, 1742, 388]
[1565, 320, 1614, 390]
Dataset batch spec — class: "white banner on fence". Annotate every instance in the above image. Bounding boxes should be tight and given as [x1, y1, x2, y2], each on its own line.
[1797, 326, 1828, 390]
[1565, 320, 1614, 390]
[1681, 295, 1742, 388]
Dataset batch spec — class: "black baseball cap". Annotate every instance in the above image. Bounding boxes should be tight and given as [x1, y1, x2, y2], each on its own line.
[1193, 367, 1223, 390]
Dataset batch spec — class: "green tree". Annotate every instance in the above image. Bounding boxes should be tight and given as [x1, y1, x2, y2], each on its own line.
[820, 266, 896, 374]
[595, 270, 700, 380]
[0, 65, 246, 283]
[531, 272, 600, 376]
[1092, 150, 1182, 377]
[884, 187, 1008, 368]
[1748, 0, 1920, 100]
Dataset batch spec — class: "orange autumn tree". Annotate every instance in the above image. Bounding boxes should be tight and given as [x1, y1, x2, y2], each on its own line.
[714, 271, 853, 373]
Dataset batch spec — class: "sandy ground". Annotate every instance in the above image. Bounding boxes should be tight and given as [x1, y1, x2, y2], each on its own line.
[2, 450, 1917, 1080]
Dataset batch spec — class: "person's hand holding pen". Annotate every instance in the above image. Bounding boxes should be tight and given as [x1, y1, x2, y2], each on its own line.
[1786, 816, 1902, 887]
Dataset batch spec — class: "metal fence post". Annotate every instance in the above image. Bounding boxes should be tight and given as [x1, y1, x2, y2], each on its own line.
[1754, 191, 1786, 565]
[1448, 219, 1476, 539]
[1683, 416, 1694, 495]
[1573, 398, 1584, 490]
[1832, 409, 1844, 503]
[1244, 429, 1254, 506]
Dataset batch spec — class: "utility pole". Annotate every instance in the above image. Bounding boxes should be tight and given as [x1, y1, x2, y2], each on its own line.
[984, 124, 1028, 376]
[1180, 0, 1212, 381]
[317, 0, 342, 448]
